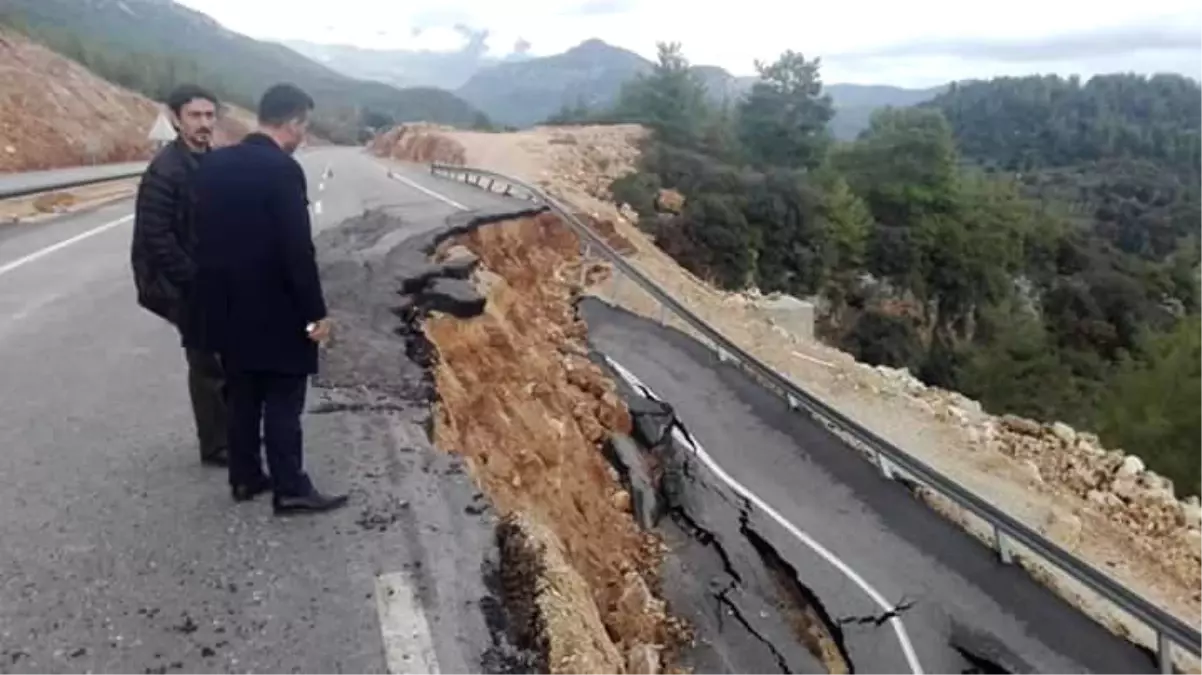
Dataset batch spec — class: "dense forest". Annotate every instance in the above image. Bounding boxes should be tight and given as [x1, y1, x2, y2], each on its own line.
[585, 44, 1200, 494]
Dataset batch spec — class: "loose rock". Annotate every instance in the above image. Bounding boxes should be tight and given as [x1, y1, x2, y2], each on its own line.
[1002, 414, 1042, 436]
[1050, 421, 1077, 446]
[1117, 455, 1145, 479]
[626, 643, 662, 675]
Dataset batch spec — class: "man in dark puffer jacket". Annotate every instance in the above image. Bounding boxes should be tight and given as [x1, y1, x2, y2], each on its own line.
[131, 84, 229, 467]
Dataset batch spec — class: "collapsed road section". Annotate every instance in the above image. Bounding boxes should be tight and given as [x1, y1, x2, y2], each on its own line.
[579, 298, 1162, 674]
[314, 193, 1164, 673]
[322, 201, 874, 674]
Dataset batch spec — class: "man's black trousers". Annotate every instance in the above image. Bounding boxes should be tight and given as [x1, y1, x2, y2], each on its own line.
[184, 349, 228, 462]
[225, 369, 313, 498]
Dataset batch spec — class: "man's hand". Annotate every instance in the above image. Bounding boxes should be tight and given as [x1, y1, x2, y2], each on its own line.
[306, 318, 333, 344]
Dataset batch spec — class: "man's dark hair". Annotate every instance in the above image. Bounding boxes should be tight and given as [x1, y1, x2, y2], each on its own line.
[167, 84, 218, 116]
[258, 83, 315, 126]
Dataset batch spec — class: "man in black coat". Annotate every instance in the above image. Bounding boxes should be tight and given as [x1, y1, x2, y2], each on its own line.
[131, 84, 229, 467]
[188, 83, 347, 515]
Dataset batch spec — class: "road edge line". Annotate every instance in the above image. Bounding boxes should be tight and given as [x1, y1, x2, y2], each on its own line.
[375, 571, 441, 674]
[385, 170, 469, 211]
[0, 213, 133, 279]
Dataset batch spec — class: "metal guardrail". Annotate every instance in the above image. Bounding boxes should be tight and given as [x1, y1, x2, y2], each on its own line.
[0, 146, 331, 201]
[0, 162, 148, 201]
[429, 162, 1201, 672]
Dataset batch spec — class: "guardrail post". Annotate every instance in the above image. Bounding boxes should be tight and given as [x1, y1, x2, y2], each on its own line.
[1157, 633, 1173, 674]
[487, 178, 496, 192]
[995, 525, 1014, 564]
[716, 346, 731, 364]
[786, 393, 800, 410]
[657, 303, 667, 326]
[578, 244, 592, 287]
[878, 454, 896, 480]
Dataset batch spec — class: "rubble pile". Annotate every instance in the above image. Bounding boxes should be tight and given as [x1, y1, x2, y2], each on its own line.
[368, 122, 467, 165]
[532, 125, 647, 201]
[862, 363, 1201, 584]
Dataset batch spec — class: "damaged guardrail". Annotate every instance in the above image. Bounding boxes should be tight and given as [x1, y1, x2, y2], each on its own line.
[0, 161, 148, 200]
[429, 161, 1201, 673]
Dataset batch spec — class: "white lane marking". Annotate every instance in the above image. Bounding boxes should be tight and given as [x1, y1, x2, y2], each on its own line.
[605, 354, 926, 675]
[0, 214, 133, 279]
[319, 182, 325, 192]
[386, 170, 468, 211]
[314, 200, 323, 216]
[375, 572, 440, 674]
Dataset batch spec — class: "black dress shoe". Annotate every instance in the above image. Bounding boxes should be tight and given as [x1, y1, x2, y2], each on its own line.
[201, 450, 229, 468]
[272, 490, 349, 515]
[231, 477, 272, 502]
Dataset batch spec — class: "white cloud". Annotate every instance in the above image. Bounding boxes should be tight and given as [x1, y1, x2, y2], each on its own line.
[177, 0, 1201, 85]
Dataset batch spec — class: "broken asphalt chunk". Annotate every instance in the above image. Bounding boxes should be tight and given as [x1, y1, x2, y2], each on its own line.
[398, 252, 480, 295]
[420, 277, 486, 318]
[603, 433, 660, 529]
[629, 396, 677, 449]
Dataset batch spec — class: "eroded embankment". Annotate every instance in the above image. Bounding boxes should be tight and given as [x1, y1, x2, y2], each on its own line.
[414, 212, 686, 673]
[404, 210, 864, 674]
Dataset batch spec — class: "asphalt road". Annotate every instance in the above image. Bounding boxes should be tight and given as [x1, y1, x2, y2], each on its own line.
[0, 148, 520, 674]
[580, 298, 1158, 675]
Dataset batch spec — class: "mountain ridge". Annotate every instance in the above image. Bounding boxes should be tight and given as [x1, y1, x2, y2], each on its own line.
[282, 38, 533, 91]
[285, 36, 944, 136]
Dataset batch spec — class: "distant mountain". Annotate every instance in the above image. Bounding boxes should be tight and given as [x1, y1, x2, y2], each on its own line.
[283, 39, 531, 91]
[691, 65, 756, 102]
[824, 84, 947, 139]
[456, 39, 653, 127]
[0, 0, 488, 142]
[454, 39, 940, 134]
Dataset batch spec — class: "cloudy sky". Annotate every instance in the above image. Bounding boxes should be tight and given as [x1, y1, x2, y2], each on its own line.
[178, 0, 1202, 86]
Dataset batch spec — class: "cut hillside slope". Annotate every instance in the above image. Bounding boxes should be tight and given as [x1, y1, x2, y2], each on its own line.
[2, 0, 488, 143]
[380, 123, 1202, 655]
[0, 27, 156, 172]
[368, 123, 466, 165]
[0, 27, 257, 173]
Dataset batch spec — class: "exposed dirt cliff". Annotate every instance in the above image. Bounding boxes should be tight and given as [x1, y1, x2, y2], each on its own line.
[421, 213, 684, 673]
[368, 123, 467, 166]
[0, 28, 159, 171]
[0, 27, 258, 173]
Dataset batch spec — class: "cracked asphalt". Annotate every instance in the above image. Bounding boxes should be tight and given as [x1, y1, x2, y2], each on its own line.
[0, 149, 522, 674]
[582, 297, 1158, 674]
